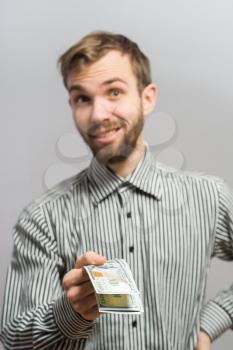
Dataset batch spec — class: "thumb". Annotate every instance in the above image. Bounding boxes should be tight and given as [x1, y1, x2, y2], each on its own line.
[75, 251, 106, 269]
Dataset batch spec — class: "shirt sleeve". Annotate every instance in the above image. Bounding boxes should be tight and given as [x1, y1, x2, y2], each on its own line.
[0, 201, 94, 350]
[200, 180, 233, 341]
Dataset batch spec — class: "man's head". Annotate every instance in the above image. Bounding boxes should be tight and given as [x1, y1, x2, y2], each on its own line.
[58, 31, 152, 95]
[58, 31, 157, 165]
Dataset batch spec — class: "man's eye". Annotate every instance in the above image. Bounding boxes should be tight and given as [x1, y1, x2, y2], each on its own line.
[109, 89, 121, 97]
[74, 95, 90, 104]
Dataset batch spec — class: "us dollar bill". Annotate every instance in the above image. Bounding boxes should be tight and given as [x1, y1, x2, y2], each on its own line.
[84, 259, 143, 314]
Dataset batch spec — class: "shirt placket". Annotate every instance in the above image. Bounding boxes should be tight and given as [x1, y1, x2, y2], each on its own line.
[117, 185, 145, 350]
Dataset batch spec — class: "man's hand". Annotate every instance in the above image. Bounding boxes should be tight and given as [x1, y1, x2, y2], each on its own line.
[62, 251, 106, 321]
[195, 331, 211, 350]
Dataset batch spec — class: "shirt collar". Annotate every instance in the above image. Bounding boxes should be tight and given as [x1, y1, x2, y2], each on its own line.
[87, 145, 162, 205]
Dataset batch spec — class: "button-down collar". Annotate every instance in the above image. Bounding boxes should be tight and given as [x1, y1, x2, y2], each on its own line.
[87, 145, 162, 205]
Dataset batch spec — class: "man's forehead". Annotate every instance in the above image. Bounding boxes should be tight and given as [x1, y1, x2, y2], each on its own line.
[67, 50, 135, 90]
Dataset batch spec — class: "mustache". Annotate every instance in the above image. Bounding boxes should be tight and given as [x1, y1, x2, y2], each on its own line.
[88, 120, 125, 136]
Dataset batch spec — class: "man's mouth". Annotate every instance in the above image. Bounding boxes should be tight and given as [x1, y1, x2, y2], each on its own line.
[89, 127, 122, 145]
[91, 127, 121, 138]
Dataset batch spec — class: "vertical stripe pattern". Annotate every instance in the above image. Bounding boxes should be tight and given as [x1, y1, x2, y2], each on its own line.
[1, 149, 233, 349]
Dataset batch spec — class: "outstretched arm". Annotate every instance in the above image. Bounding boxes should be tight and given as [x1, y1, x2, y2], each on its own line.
[0, 202, 103, 350]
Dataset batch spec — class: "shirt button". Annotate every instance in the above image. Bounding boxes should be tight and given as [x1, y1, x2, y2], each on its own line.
[132, 320, 137, 328]
[126, 212, 132, 218]
[129, 246, 134, 253]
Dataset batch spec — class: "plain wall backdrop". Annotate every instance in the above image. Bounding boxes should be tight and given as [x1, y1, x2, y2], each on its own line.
[0, 0, 232, 348]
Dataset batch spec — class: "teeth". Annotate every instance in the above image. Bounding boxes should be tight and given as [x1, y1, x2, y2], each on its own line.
[96, 128, 119, 138]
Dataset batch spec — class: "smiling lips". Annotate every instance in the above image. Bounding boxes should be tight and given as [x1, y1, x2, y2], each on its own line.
[90, 127, 122, 144]
[92, 127, 120, 138]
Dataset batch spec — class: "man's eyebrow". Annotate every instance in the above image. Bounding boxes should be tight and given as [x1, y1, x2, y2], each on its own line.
[101, 78, 128, 86]
[68, 78, 128, 93]
[68, 85, 86, 94]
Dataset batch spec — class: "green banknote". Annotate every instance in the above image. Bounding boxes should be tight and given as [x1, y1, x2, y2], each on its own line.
[84, 259, 143, 314]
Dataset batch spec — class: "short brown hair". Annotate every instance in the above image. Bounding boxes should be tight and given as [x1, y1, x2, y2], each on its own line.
[58, 31, 152, 94]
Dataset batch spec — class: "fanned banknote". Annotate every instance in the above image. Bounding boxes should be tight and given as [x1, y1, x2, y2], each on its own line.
[84, 259, 143, 314]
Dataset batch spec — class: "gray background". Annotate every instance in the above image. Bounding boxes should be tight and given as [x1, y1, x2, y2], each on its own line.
[0, 0, 232, 348]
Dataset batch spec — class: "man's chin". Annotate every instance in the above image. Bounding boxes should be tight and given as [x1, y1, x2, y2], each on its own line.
[92, 143, 134, 165]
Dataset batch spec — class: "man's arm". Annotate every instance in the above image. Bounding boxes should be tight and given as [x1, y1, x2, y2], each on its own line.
[200, 180, 233, 341]
[0, 202, 101, 349]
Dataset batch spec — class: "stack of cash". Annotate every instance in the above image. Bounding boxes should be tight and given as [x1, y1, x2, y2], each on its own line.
[84, 259, 144, 314]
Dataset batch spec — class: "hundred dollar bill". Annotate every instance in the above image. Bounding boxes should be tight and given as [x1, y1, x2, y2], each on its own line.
[84, 259, 143, 314]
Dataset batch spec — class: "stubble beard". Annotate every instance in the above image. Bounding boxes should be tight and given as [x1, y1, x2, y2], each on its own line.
[80, 104, 144, 166]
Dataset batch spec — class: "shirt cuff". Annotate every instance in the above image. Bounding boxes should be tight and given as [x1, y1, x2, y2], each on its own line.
[200, 300, 232, 341]
[53, 293, 95, 340]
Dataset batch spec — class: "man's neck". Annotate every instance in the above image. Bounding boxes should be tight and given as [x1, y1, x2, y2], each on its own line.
[107, 140, 146, 178]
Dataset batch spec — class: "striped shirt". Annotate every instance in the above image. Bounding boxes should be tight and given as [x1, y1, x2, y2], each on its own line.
[0, 148, 233, 350]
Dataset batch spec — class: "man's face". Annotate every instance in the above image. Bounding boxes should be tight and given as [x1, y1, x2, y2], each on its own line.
[67, 50, 146, 164]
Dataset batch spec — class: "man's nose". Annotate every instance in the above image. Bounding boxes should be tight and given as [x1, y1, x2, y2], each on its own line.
[90, 98, 111, 123]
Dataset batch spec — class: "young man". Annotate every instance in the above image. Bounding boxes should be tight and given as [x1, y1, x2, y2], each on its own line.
[0, 31, 232, 350]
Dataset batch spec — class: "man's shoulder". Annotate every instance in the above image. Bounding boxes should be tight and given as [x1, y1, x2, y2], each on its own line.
[24, 168, 88, 215]
[156, 162, 224, 190]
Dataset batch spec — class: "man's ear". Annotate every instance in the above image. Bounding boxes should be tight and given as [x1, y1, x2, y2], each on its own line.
[141, 84, 157, 117]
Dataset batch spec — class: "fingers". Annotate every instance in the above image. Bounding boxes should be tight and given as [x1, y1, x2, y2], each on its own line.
[195, 331, 211, 350]
[75, 251, 106, 269]
[62, 268, 89, 289]
[62, 251, 106, 322]
[73, 292, 98, 313]
[66, 280, 101, 321]
[80, 305, 101, 321]
[63, 252, 106, 289]
[66, 281, 94, 303]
